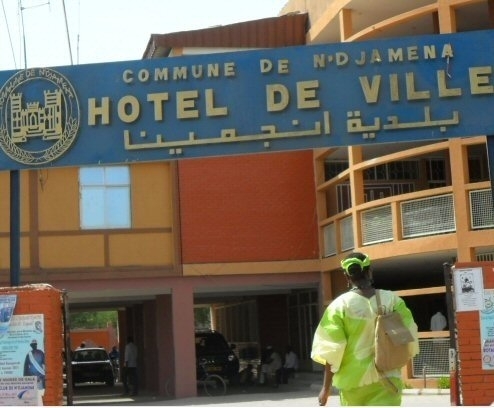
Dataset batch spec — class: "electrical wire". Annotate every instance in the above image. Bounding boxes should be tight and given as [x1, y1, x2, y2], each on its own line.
[61, 0, 73, 65]
[18, 0, 52, 69]
[19, 0, 27, 68]
[1, 0, 18, 68]
[76, 0, 80, 64]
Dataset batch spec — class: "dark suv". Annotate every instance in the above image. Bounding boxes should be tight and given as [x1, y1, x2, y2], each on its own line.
[195, 330, 239, 382]
[71, 347, 116, 387]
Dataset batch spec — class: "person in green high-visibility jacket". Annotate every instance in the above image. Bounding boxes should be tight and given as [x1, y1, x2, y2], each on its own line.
[311, 252, 419, 406]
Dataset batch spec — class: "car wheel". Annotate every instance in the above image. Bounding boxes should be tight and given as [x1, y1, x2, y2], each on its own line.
[203, 374, 226, 396]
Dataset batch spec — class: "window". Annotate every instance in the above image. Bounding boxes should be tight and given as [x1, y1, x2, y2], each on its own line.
[425, 158, 446, 188]
[324, 161, 348, 180]
[364, 161, 418, 180]
[79, 166, 131, 229]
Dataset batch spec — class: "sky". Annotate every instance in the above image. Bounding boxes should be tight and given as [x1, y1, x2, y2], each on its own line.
[0, 0, 288, 71]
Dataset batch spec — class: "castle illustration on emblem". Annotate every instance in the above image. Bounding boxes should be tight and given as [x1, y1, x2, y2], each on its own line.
[0, 68, 80, 166]
[10, 89, 63, 143]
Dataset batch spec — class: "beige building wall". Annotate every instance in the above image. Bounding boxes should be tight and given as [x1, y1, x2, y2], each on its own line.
[0, 162, 177, 283]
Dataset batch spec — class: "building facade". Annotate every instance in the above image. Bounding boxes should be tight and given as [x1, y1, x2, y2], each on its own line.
[280, 0, 494, 389]
[143, 0, 494, 391]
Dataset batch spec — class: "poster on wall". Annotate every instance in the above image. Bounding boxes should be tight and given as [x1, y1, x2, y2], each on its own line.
[0, 314, 45, 397]
[0, 376, 38, 406]
[481, 289, 494, 370]
[0, 295, 17, 336]
[453, 267, 485, 312]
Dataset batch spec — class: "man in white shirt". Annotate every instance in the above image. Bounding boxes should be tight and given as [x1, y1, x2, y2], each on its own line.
[282, 345, 299, 384]
[430, 311, 447, 331]
[123, 336, 138, 396]
[261, 346, 282, 387]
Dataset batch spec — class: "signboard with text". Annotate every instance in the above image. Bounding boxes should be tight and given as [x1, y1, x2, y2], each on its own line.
[481, 289, 494, 370]
[1, 29, 494, 170]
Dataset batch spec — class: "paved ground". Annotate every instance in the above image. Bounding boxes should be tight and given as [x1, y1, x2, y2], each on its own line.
[67, 380, 451, 406]
[134, 389, 450, 407]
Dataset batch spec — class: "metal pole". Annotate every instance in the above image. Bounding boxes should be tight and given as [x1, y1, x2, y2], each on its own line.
[487, 135, 494, 209]
[443, 262, 460, 405]
[10, 170, 20, 286]
[62, 291, 73, 405]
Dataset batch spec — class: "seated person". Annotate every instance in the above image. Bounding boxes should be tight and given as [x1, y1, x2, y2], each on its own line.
[281, 345, 299, 384]
[260, 346, 282, 387]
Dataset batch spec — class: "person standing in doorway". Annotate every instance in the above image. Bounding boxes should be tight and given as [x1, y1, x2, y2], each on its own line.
[109, 345, 120, 381]
[123, 336, 138, 396]
[430, 310, 447, 331]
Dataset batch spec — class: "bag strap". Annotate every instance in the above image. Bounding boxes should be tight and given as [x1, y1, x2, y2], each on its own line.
[375, 289, 386, 315]
[374, 289, 400, 395]
[377, 369, 400, 394]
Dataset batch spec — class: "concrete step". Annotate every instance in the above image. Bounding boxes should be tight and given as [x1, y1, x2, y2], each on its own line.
[288, 371, 451, 396]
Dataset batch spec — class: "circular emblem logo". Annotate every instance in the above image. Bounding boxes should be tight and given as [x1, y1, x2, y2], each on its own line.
[0, 68, 80, 166]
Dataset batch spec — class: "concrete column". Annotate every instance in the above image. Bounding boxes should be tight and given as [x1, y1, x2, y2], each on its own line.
[437, 0, 457, 33]
[348, 146, 364, 247]
[156, 294, 173, 396]
[171, 282, 196, 398]
[449, 139, 474, 262]
[142, 301, 157, 392]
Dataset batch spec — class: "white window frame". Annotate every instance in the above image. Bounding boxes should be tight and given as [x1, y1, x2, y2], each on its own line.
[79, 166, 131, 229]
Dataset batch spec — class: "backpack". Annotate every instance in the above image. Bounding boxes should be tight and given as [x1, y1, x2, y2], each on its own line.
[374, 290, 415, 391]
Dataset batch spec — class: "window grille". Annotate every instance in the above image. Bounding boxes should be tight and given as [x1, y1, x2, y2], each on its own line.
[288, 291, 319, 362]
[402, 194, 455, 238]
[412, 338, 450, 378]
[477, 251, 494, 262]
[468, 156, 488, 182]
[214, 300, 258, 343]
[336, 184, 351, 213]
[364, 185, 392, 202]
[340, 216, 354, 252]
[363, 183, 415, 202]
[470, 189, 494, 229]
[425, 158, 446, 187]
[323, 223, 336, 257]
[388, 160, 419, 180]
[364, 161, 419, 180]
[361, 205, 393, 245]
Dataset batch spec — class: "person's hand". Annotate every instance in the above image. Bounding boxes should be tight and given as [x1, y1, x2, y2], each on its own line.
[318, 387, 330, 406]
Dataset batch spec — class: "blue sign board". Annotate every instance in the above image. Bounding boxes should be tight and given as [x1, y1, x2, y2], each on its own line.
[1, 29, 494, 170]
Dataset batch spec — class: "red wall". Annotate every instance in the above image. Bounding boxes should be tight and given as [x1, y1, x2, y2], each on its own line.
[178, 151, 319, 263]
[70, 327, 118, 352]
[455, 262, 494, 406]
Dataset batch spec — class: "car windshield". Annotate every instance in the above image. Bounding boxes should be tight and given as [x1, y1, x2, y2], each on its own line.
[195, 333, 230, 354]
[74, 349, 108, 362]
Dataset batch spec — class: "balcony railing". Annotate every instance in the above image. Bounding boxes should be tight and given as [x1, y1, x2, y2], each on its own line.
[412, 337, 450, 379]
[361, 205, 393, 245]
[470, 189, 494, 229]
[322, 187, 493, 257]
